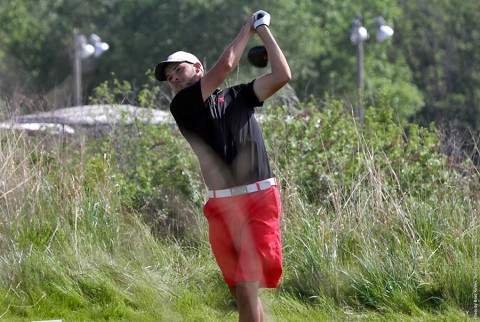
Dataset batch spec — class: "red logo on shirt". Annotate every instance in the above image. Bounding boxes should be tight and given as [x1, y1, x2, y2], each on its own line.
[218, 97, 225, 103]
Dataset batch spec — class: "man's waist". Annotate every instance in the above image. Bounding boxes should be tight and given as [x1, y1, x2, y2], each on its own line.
[207, 178, 277, 199]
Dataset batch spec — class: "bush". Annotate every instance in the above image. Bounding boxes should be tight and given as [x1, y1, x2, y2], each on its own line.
[260, 98, 479, 314]
[262, 98, 457, 206]
[88, 78, 204, 243]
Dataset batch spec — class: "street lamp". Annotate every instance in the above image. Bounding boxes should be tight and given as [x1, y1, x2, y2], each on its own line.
[73, 30, 109, 106]
[350, 15, 394, 124]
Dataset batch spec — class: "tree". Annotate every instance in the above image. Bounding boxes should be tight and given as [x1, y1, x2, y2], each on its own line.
[3, 0, 470, 128]
[0, 0, 69, 95]
[397, 0, 480, 134]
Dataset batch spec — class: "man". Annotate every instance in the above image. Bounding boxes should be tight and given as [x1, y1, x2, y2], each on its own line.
[154, 10, 291, 322]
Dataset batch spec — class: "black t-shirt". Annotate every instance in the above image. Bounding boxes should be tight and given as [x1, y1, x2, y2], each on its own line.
[170, 80, 274, 190]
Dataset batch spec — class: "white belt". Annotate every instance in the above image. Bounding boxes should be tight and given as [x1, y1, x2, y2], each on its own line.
[207, 178, 277, 199]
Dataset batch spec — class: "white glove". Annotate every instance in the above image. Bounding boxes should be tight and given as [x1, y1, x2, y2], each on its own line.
[253, 10, 270, 30]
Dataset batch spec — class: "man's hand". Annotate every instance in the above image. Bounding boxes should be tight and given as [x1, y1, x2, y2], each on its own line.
[251, 10, 291, 103]
[253, 10, 270, 30]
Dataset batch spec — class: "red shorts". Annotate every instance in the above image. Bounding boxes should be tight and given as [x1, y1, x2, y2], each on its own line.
[203, 185, 283, 288]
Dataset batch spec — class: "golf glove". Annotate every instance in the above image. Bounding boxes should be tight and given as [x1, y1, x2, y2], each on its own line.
[253, 10, 270, 30]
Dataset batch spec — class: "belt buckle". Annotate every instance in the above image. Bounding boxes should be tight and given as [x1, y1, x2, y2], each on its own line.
[230, 186, 248, 196]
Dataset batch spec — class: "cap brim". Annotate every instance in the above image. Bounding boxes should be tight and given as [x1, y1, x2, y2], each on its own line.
[155, 59, 194, 81]
[154, 62, 168, 81]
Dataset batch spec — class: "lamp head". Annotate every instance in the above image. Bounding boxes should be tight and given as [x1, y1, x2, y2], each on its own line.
[374, 16, 394, 42]
[89, 33, 110, 57]
[350, 17, 369, 44]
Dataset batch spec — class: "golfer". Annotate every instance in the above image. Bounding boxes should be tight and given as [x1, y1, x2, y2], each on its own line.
[155, 10, 291, 322]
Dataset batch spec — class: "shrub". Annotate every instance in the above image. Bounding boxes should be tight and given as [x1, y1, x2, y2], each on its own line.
[88, 78, 204, 243]
[262, 97, 456, 206]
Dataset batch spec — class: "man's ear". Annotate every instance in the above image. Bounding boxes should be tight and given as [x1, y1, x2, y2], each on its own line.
[193, 62, 203, 75]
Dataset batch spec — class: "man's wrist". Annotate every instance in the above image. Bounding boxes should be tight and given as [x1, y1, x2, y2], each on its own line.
[255, 24, 269, 31]
[255, 25, 271, 37]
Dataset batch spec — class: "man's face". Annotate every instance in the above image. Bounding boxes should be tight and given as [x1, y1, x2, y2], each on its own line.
[165, 62, 201, 94]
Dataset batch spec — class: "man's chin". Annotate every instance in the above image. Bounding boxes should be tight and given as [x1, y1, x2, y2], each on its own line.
[171, 84, 184, 93]
[175, 82, 193, 93]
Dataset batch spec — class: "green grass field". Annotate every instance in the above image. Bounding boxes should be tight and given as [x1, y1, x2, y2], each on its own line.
[0, 102, 479, 321]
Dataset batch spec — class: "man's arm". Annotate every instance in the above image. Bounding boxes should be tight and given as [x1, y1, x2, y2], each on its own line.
[253, 25, 291, 103]
[200, 16, 255, 101]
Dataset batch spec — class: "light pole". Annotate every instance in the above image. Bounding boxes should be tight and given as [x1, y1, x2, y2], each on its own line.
[350, 15, 394, 124]
[72, 30, 109, 106]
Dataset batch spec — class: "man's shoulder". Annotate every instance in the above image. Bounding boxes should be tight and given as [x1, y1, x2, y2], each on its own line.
[220, 80, 261, 107]
[218, 81, 254, 97]
[227, 81, 253, 91]
[170, 81, 202, 110]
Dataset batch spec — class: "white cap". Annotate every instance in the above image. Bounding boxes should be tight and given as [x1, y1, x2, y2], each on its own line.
[154, 51, 201, 81]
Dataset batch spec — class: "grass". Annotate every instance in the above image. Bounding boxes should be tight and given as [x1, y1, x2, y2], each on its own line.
[0, 113, 479, 321]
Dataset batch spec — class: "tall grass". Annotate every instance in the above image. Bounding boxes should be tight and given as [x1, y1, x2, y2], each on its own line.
[0, 131, 224, 321]
[279, 146, 478, 314]
[0, 98, 479, 321]
[266, 102, 479, 319]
